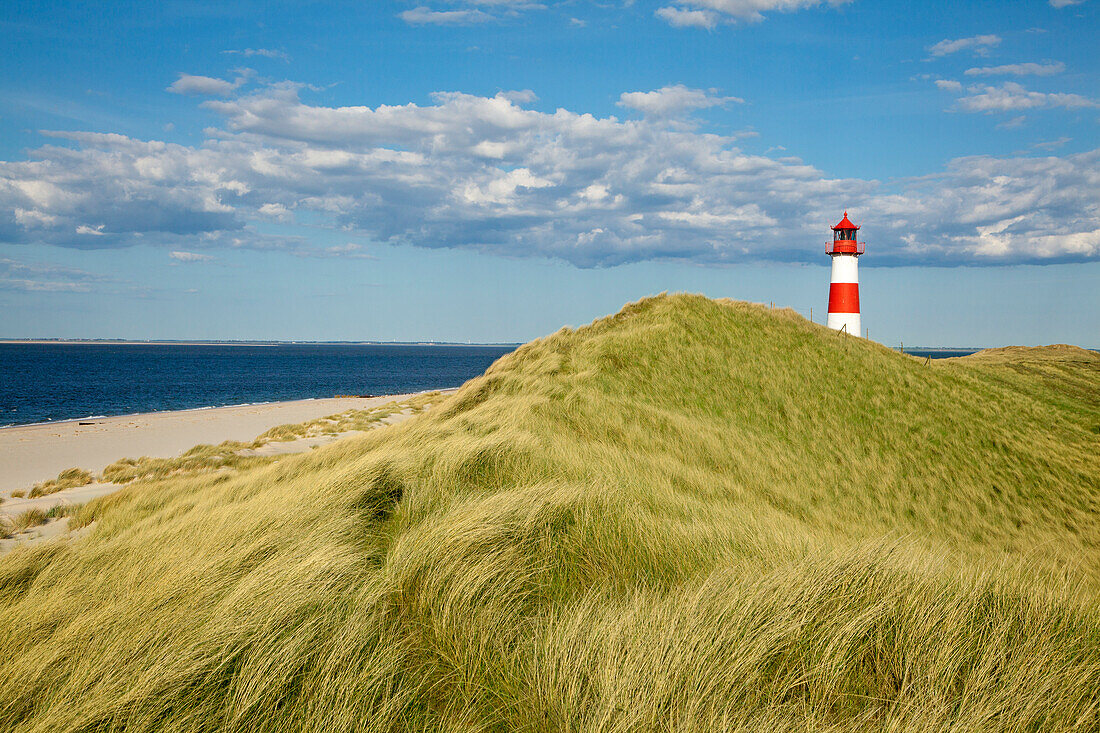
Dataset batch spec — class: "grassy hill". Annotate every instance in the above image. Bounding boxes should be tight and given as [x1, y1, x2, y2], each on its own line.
[1, 294, 1098, 732]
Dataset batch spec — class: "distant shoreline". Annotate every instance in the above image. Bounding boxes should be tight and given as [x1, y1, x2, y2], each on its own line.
[0, 340, 996, 350]
[0, 340, 522, 347]
[5, 340, 1094, 351]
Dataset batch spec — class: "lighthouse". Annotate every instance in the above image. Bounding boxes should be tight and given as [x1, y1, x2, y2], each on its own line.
[825, 211, 864, 335]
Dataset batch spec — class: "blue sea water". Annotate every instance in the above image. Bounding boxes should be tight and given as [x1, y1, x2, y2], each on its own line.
[902, 349, 982, 359]
[0, 343, 981, 428]
[0, 343, 517, 427]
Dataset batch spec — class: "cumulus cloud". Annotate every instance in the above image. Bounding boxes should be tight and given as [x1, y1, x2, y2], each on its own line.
[964, 62, 1065, 77]
[167, 73, 244, 97]
[655, 0, 852, 26]
[1, 84, 1098, 267]
[169, 250, 214, 262]
[399, 6, 493, 24]
[617, 85, 742, 117]
[927, 34, 1001, 57]
[934, 79, 963, 92]
[398, 0, 547, 24]
[955, 82, 1099, 113]
[257, 202, 292, 221]
[655, 6, 719, 28]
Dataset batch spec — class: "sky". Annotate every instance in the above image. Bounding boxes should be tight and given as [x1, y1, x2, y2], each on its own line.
[0, 0, 1097, 346]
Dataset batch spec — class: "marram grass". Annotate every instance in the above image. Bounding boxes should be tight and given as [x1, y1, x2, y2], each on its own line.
[27, 468, 93, 498]
[1, 294, 1098, 732]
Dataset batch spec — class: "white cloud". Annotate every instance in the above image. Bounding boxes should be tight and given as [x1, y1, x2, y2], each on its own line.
[656, 0, 853, 25]
[927, 34, 1001, 57]
[1, 83, 1098, 267]
[75, 224, 106, 236]
[1033, 137, 1072, 150]
[956, 82, 1099, 113]
[258, 202, 292, 221]
[169, 251, 214, 262]
[996, 115, 1027, 129]
[934, 80, 962, 92]
[167, 73, 243, 97]
[964, 62, 1065, 77]
[399, 6, 493, 24]
[223, 48, 290, 61]
[398, 0, 546, 25]
[655, 6, 719, 28]
[1049, 0, 1085, 7]
[617, 85, 742, 117]
[303, 243, 376, 259]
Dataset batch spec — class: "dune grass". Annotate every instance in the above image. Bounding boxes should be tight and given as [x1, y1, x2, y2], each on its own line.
[0, 294, 1098, 731]
[8, 508, 49, 534]
[99, 396, 443, 486]
[43, 503, 81, 520]
[27, 468, 94, 498]
[1, 506, 81, 541]
[100, 442, 272, 485]
[253, 393, 441, 444]
[8, 397, 441, 498]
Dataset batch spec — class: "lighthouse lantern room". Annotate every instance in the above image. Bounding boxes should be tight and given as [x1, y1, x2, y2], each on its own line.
[825, 211, 864, 336]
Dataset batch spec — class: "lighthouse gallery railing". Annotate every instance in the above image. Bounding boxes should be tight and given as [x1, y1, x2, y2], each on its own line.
[825, 241, 866, 255]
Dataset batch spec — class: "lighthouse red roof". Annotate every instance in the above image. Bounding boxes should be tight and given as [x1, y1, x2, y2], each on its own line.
[832, 211, 859, 231]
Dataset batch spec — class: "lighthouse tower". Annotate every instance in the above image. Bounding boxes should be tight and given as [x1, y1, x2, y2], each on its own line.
[825, 211, 864, 335]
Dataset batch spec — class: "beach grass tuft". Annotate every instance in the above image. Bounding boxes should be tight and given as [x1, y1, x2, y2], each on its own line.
[10, 508, 49, 533]
[44, 503, 82, 520]
[0, 294, 1097, 731]
[101, 442, 269, 484]
[96, 399, 434, 487]
[249, 398, 423, 445]
[27, 467, 94, 498]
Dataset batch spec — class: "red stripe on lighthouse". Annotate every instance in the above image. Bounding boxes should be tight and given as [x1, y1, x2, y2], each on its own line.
[828, 282, 860, 313]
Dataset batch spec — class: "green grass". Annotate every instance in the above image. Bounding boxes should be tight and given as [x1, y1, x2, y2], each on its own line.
[0, 294, 1098, 731]
[44, 503, 82, 521]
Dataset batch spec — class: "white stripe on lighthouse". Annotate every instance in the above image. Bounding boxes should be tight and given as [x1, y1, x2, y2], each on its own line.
[830, 253, 859, 285]
[826, 311, 861, 335]
[827, 253, 861, 336]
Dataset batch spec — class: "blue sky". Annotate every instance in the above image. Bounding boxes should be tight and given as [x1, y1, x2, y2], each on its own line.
[1, 0, 1097, 345]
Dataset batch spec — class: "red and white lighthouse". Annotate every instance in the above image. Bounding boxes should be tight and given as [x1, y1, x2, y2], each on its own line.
[825, 211, 864, 335]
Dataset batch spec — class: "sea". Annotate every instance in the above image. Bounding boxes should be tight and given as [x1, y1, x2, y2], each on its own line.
[0, 343, 517, 428]
[0, 343, 979, 428]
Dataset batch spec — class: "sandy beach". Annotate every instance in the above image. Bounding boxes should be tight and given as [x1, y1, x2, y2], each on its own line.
[1, 390, 454, 553]
[0, 394, 430, 496]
